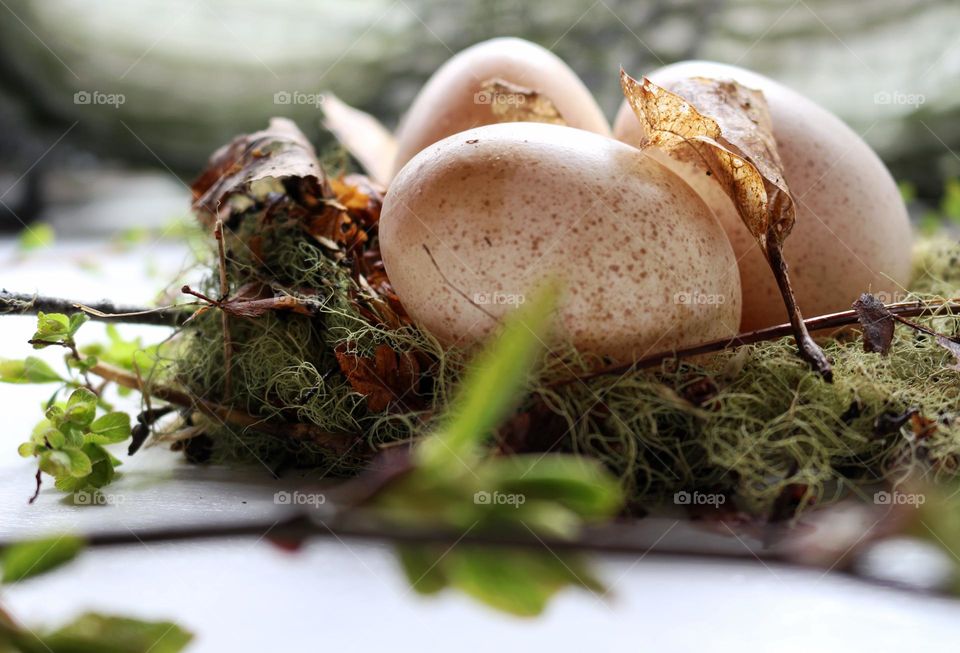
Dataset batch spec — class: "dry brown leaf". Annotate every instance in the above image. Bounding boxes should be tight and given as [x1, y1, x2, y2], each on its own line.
[335, 343, 421, 413]
[853, 293, 895, 355]
[619, 70, 830, 380]
[480, 78, 566, 125]
[321, 93, 397, 187]
[191, 117, 326, 226]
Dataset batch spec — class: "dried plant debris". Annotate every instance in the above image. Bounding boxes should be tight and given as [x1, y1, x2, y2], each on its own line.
[321, 93, 397, 187]
[854, 291, 960, 368]
[479, 78, 566, 125]
[853, 293, 896, 355]
[619, 70, 831, 380]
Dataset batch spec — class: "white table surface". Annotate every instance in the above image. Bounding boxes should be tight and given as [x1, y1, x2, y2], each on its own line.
[2, 238, 959, 652]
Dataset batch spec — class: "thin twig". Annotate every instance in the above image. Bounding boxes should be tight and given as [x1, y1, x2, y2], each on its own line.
[214, 220, 234, 399]
[557, 299, 960, 387]
[0, 290, 190, 327]
[12, 511, 949, 600]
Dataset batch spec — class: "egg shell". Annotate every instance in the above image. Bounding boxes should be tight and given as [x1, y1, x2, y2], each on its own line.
[613, 61, 913, 331]
[391, 37, 610, 178]
[380, 122, 743, 362]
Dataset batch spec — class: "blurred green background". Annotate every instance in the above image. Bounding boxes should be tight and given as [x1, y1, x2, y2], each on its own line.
[0, 0, 958, 231]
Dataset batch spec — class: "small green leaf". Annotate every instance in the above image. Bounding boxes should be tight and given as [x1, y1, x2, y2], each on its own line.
[17, 223, 55, 252]
[0, 357, 62, 384]
[41, 613, 192, 653]
[480, 455, 623, 520]
[397, 546, 447, 596]
[417, 284, 559, 470]
[63, 388, 98, 428]
[1, 535, 84, 583]
[32, 312, 71, 346]
[68, 313, 90, 337]
[62, 447, 93, 478]
[55, 444, 117, 492]
[444, 548, 603, 617]
[38, 450, 72, 477]
[88, 412, 131, 444]
[17, 442, 38, 458]
[42, 428, 66, 449]
[943, 178, 960, 223]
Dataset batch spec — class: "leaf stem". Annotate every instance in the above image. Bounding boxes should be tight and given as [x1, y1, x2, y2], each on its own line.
[765, 241, 833, 382]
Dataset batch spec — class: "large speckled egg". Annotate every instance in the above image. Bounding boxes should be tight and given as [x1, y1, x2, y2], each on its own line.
[391, 37, 610, 178]
[613, 61, 913, 331]
[380, 122, 742, 362]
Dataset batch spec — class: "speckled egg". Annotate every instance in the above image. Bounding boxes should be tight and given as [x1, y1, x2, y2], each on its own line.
[380, 122, 742, 362]
[391, 37, 611, 178]
[613, 60, 913, 331]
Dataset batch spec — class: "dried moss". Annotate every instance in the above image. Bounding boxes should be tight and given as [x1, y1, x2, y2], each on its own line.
[171, 228, 960, 515]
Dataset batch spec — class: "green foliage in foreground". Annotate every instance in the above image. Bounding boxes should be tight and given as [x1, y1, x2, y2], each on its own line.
[372, 287, 624, 616]
[0, 536, 192, 653]
[2, 313, 162, 497]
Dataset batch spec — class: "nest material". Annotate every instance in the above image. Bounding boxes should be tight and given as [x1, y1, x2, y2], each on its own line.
[170, 217, 960, 515]
[170, 121, 960, 516]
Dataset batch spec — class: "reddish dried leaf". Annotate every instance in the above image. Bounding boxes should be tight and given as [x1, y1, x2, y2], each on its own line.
[335, 343, 420, 413]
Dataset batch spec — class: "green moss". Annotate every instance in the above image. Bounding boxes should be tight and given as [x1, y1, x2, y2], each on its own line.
[171, 218, 960, 515]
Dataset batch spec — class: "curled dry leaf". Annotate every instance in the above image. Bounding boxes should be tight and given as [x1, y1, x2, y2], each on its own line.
[853, 292, 960, 371]
[321, 93, 397, 187]
[619, 70, 831, 380]
[479, 78, 566, 125]
[191, 117, 327, 224]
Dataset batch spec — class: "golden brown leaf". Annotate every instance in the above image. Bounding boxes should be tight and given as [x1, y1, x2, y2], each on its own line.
[619, 69, 830, 380]
[480, 78, 566, 126]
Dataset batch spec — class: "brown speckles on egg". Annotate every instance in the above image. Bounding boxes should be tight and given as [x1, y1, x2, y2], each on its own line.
[379, 122, 742, 363]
